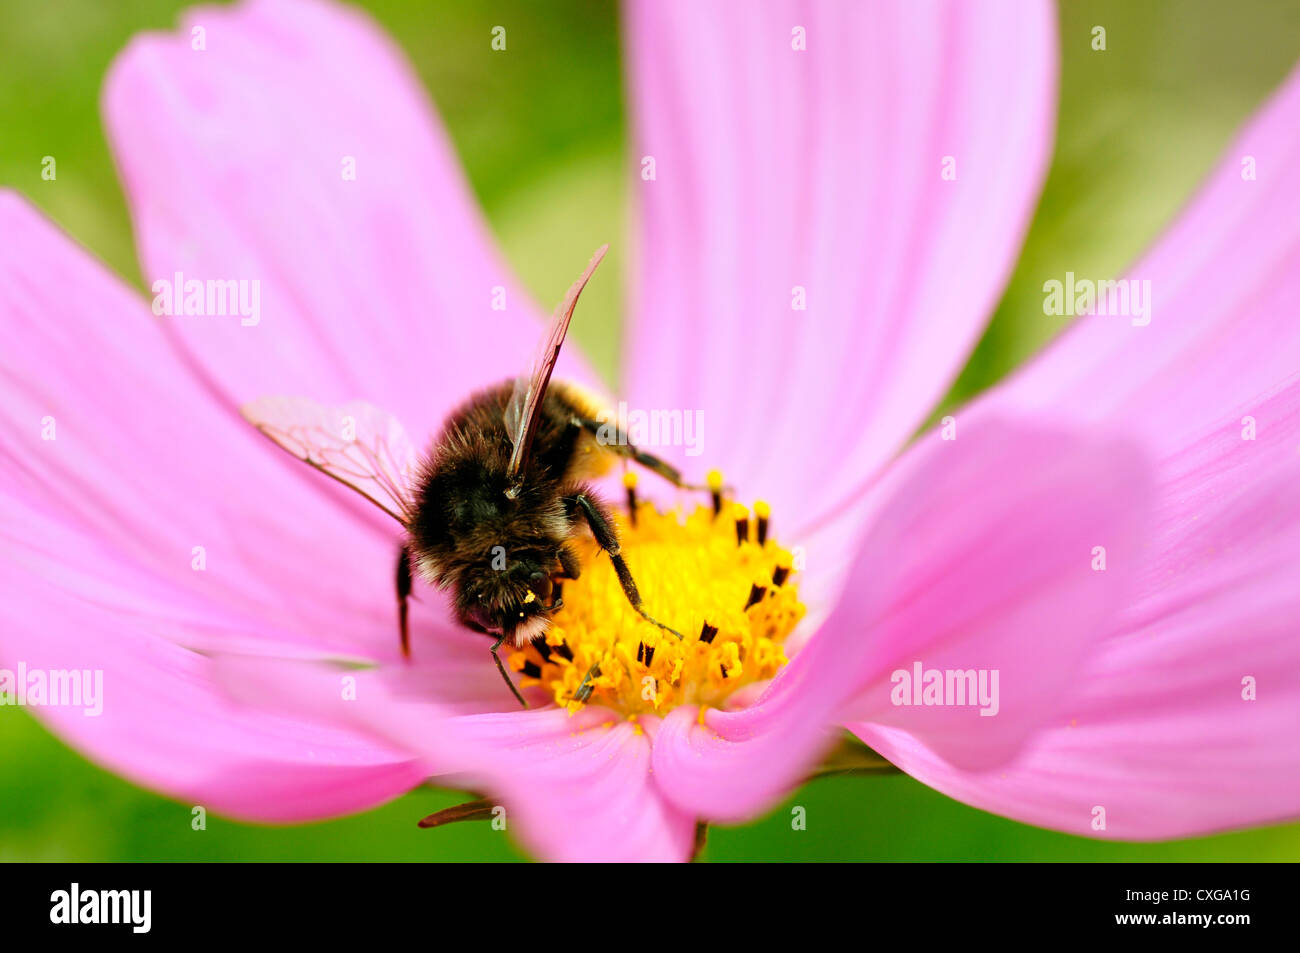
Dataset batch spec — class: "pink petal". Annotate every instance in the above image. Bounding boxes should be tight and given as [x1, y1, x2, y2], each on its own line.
[102, 0, 596, 446]
[621, 0, 1057, 542]
[214, 657, 696, 861]
[982, 59, 1300, 459]
[0, 567, 425, 823]
[852, 377, 1300, 839]
[438, 709, 696, 862]
[653, 419, 1153, 822]
[0, 192, 440, 663]
[0, 193, 482, 819]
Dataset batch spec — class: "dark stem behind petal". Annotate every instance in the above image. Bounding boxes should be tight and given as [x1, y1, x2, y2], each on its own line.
[417, 797, 496, 829]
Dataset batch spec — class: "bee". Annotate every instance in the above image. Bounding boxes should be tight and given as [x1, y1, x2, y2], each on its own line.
[242, 246, 703, 706]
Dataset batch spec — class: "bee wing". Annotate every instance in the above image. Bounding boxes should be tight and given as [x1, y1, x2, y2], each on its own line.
[241, 395, 418, 524]
[504, 244, 608, 482]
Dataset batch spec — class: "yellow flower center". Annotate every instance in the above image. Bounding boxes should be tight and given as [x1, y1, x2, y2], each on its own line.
[509, 473, 805, 717]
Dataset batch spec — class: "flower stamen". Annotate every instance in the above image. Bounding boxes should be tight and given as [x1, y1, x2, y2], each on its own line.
[510, 490, 805, 716]
[707, 469, 724, 516]
[754, 499, 771, 545]
[733, 502, 750, 544]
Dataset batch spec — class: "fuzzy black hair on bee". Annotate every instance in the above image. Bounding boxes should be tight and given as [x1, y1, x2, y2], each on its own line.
[243, 246, 702, 710]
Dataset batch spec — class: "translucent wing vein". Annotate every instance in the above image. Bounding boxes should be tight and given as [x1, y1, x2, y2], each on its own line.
[504, 244, 608, 482]
[241, 395, 418, 523]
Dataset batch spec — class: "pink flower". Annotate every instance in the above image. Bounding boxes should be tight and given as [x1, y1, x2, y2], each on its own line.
[2, 0, 1298, 861]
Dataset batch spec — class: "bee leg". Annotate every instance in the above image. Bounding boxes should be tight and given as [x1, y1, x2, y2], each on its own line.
[573, 661, 601, 703]
[574, 417, 717, 492]
[491, 633, 529, 708]
[567, 492, 685, 641]
[396, 544, 412, 660]
[556, 544, 581, 580]
[541, 545, 578, 611]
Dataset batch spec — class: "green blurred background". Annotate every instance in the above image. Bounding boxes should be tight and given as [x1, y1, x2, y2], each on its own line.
[2, 0, 1299, 861]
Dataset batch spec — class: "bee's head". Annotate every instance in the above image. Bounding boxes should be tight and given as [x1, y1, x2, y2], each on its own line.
[457, 554, 556, 647]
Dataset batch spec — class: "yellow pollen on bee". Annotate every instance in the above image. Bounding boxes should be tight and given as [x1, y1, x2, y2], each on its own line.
[509, 500, 805, 717]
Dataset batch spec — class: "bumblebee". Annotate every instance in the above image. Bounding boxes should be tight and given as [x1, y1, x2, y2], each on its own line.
[243, 247, 701, 706]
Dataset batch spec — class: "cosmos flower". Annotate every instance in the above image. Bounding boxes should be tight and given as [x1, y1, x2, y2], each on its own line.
[2, 0, 1298, 862]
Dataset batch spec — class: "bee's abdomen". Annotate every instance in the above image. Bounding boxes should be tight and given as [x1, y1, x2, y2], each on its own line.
[547, 380, 610, 423]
